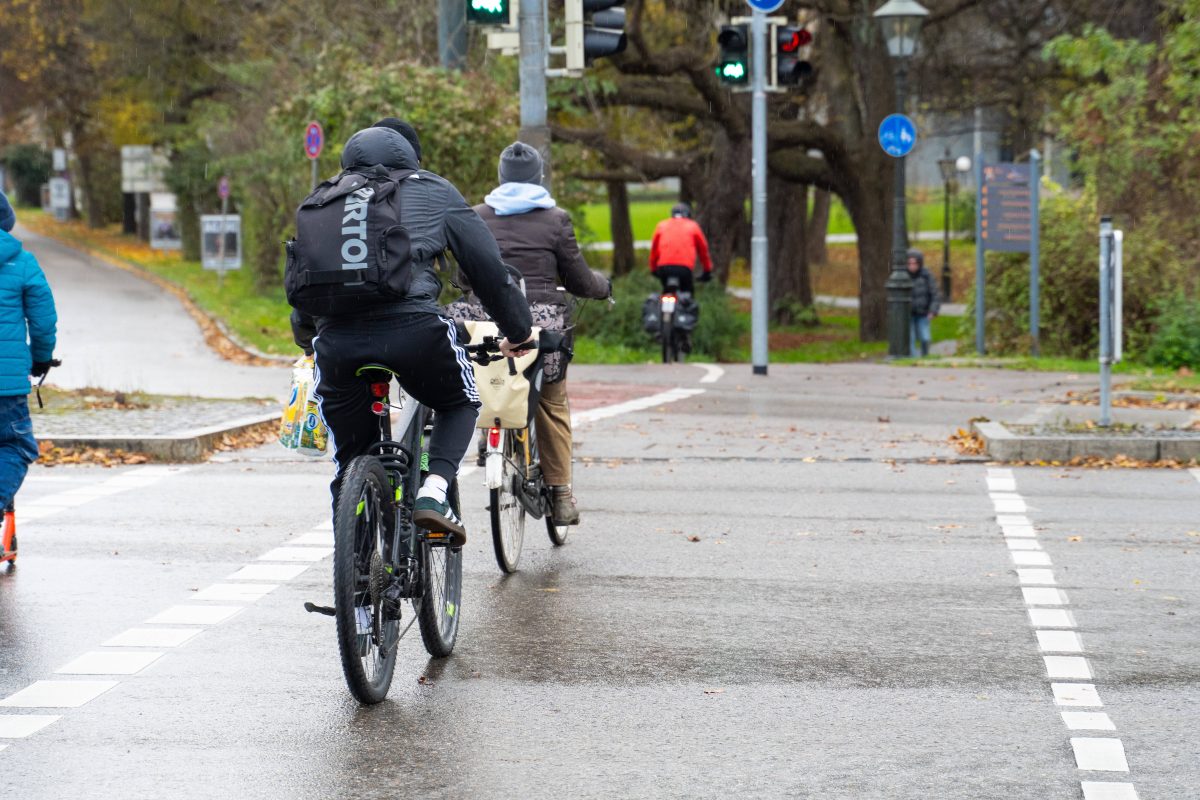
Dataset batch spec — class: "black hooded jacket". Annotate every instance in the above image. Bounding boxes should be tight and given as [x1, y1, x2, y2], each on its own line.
[290, 127, 531, 350]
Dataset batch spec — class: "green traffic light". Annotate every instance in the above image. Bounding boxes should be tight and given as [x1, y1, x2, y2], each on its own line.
[470, 0, 504, 11]
[466, 0, 509, 24]
[719, 61, 747, 81]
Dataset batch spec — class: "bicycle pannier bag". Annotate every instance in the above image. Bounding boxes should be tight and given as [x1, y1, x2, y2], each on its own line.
[464, 320, 540, 429]
[284, 167, 417, 316]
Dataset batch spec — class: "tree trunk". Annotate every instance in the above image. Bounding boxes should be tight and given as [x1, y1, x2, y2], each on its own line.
[694, 134, 750, 284]
[607, 179, 635, 277]
[767, 175, 813, 325]
[843, 175, 891, 342]
[807, 187, 831, 265]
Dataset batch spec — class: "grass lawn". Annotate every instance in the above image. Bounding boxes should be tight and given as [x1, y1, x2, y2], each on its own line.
[900, 353, 1199, 392]
[579, 193, 963, 243]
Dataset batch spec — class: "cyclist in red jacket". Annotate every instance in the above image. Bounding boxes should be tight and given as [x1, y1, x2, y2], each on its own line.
[649, 203, 713, 294]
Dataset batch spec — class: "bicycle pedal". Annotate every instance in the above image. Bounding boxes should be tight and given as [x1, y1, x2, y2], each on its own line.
[303, 601, 335, 616]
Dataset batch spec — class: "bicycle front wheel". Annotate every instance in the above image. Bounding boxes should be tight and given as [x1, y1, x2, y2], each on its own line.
[417, 479, 463, 657]
[490, 429, 526, 573]
[332, 456, 399, 704]
[546, 516, 570, 546]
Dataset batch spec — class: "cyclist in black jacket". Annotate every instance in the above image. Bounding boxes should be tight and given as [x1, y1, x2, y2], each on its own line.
[291, 127, 532, 545]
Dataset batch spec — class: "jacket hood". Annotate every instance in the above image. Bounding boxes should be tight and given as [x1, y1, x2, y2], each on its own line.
[340, 127, 419, 171]
[0, 230, 22, 264]
[906, 248, 924, 268]
[484, 183, 557, 216]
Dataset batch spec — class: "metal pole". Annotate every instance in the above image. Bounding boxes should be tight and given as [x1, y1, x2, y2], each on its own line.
[974, 152, 985, 355]
[311, 159, 318, 192]
[1029, 149, 1041, 356]
[885, 63, 913, 358]
[1099, 216, 1113, 427]
[518, 0, 552, 190]
[941, 174, 951, 300]
[438, 0, 468, 69]
[750, 9, 769, 376]
[218, 195, 228, 289]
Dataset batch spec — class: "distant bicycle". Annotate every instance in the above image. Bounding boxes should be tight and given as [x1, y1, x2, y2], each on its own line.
[305, 343, 511, 704]
[643, 277, 697, 363]
[473, 329, 572, 573]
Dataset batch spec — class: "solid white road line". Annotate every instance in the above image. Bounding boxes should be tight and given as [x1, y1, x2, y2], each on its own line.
[55, 651, 164, 676]
[1071, 738, 1130, 771]
[1012, 551, 1053, 566]
[1029, 609, 1076, 628]
[1002, 524, 1038, 538]
[692, 363, 724, 384]
[146, 605, 241, 626]
[0, 681, 118, 708]
[571, 387, 704, 426]
[102, 628, 202, 648]
[190, 583, 278, 602]
[987, 477, 1016, 492]
[227, 564, 309, 581]
[1007, 539, 1043, 550]
[1037, 631, 1084, 653]
[1045, 656, 1093, 680]
[256, 547, 332, 562]
[1053, 683, 1103, 707]
[996, 514, 1032, 526]
[1062, 712, 1116, 731]
[987, 468, 1015, 479]
[1081, 781, 1140, 800]
[0, 716, 61, 738]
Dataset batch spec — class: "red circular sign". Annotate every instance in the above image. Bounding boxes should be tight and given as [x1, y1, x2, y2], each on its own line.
[304, 122, 324, 160]
[217, 176, 230, 200]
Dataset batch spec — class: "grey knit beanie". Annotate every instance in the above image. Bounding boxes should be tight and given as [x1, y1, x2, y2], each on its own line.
[498, 142, 544, 185]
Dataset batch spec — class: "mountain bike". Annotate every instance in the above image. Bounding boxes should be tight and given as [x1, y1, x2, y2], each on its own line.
[473, 329, 572, 573]
[304, 341, 507, 704]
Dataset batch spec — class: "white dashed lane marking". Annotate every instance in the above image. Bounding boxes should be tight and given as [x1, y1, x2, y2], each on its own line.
[0, 681, 118, 708]
[988, 467, 1141, 798]
[55, 651, 165, 676]
[190, 583, 278, 602]
[146, 605, 242, 626]
[102, 628, 202, 648]
[0, 716, 60, 739]
[256, 547, 332, 562]
[692, 363, 724, 384]
[227, 564, 309, 581]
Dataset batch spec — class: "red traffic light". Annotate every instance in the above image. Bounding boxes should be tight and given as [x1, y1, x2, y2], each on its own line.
[778, 27, 812, 53]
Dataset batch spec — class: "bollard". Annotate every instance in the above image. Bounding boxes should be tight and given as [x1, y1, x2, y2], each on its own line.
[1098, 217, 1113, 427]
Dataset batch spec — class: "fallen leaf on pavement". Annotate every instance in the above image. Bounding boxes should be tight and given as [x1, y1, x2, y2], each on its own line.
[687, 535, 701, 542]
[1068, 536, 1083, 542]
[703, 688, 725, 695]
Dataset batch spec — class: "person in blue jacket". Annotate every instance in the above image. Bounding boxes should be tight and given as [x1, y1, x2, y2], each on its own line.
[0, 192, 58, 508]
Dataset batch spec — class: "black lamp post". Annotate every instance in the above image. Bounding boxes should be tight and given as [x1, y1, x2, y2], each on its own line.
[874, 0, 929, 358]
[937, 150, 957, 301]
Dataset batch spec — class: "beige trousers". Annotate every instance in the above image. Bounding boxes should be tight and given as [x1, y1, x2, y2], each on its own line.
[535, 378, 572, 486]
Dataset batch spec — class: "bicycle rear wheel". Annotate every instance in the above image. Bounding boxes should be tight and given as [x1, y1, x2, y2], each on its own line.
[417, 478, 463, 657]
[546, 516, 570, 546]
[490, 429, 526, 573]
[332, 456, 399, 704]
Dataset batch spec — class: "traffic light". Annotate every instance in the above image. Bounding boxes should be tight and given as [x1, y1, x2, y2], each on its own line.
[772, 25, 813, 88]
[466, 0, 513, 27]
[566, 0, 628, 71]
[716, 25, 750, 86]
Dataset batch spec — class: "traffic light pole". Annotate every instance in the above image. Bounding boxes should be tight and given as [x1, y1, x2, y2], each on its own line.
[519, 0, 552, 188]
[750, 9, 769, 376]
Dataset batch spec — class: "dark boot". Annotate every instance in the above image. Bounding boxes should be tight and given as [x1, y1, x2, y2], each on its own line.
[920, 340, 930, 357]
[550, 485, 581, 526]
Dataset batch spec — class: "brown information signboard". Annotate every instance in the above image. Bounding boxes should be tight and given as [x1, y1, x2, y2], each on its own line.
[980, 162, 1033, 253]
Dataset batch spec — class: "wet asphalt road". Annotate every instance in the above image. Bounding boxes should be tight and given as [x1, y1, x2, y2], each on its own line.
[0, 363, 1196, 799]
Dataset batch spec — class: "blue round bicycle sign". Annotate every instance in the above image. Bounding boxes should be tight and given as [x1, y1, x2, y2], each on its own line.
[745, 0, 785, 12]
[878, 114, 917, 158]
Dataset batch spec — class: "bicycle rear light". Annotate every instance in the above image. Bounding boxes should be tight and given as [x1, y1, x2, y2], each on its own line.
[488, 427, 501, 448]
[370, 382, 389, 398]
[660, 295, 678, 312]
[371, 401, 387, 416]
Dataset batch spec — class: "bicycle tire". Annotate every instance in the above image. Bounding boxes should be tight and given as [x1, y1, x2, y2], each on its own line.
[332, 456, 399, 704]
[417, 478, 463, 657]
[490, 430, 526, 573]
[661, 318, 673, 364]
[546, 515, 569, 546]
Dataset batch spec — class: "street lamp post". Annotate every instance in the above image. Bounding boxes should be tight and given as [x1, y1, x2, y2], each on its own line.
[874, 0, 929, 358]
[937, 150, 957, 301]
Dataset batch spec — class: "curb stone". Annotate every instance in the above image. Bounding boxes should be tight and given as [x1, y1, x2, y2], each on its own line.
[42, 412, 279, 462]
[972, 420, 1200, 462]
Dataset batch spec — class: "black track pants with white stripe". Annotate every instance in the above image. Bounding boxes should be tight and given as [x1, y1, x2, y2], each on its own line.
[313, 312, 480, 506]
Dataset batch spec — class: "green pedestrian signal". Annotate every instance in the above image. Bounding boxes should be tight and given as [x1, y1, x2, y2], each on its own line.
[467, 0, 512, 27]
[717, 25, 750, 87]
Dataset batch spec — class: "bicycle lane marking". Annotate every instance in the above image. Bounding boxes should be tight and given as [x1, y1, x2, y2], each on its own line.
[986, 468, 1141, 800]
[0, 384, 705, 750]
[691, 363, 724, 384]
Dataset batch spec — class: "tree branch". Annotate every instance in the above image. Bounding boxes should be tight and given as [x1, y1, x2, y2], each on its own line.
[551, 125, 693, 180]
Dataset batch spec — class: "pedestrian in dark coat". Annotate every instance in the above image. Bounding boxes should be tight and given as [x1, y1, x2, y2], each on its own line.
[906, 249, 940, 357]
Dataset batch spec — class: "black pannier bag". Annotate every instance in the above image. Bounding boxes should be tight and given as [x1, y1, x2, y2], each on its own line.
[674, 295, 700, 331]
[642, 295, 662, 334]
[284, 167, 416, 316]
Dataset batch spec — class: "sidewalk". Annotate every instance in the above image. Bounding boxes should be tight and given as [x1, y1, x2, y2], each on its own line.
[18, 224, 291, 400]
[726, 286, 967, 317]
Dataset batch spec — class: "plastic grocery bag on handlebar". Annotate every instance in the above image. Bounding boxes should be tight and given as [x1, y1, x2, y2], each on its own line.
[284, 166, 417, 316]
[463, 320, 542, 429]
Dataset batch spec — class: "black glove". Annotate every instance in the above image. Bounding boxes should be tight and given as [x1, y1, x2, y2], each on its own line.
[31, 360, 58, 378]
[605, 278, 614, 299]
[698, 271, 713, 283]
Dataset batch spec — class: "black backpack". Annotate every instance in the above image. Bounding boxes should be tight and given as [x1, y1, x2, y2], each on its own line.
[284, 166, 417, 316]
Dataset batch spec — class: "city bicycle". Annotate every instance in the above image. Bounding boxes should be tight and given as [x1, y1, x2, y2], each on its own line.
[473, 328, 572, 573]
[304, 339, 513, 704]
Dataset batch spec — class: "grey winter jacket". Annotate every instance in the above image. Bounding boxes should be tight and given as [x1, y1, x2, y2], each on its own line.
[290, 128, 531, 351]
[909, 267, 941, 317]
[470, 202, 610, 305]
